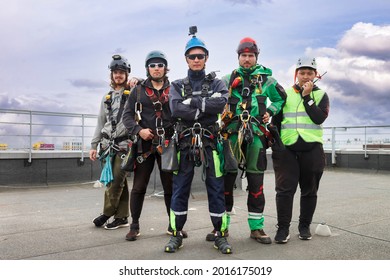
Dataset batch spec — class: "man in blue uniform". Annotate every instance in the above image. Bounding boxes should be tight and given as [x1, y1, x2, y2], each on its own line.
[164, 27, 232, 254]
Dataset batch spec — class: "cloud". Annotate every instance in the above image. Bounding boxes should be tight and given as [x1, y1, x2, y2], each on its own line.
[68, 79, 106, 89]
[338, 22, 390, 60]
[303, 22, 390, 126]
[223, 0, 271, 5]
[112, 48, 127, 55]
[0, 94, 97, 149]
[1, 1, 389, 132]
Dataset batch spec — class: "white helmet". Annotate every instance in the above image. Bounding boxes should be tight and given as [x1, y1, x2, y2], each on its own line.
[296, 57, 317, 70]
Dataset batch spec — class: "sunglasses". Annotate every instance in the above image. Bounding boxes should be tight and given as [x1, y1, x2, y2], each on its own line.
[186, 54, 206, 60]
[148, 63, 165, 68]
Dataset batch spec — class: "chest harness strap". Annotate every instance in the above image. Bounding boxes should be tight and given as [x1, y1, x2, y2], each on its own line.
[226, 72, 268, 178]
[99, 89, 130, 160]
[179, 73, 217, 179]
[135, 86, 170, 163]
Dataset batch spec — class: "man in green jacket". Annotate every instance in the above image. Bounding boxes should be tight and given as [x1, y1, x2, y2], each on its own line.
[207, 37, 286, 244]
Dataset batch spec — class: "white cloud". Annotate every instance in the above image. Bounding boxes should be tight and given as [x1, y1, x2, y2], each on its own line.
[0, 0, 389, 129]
[338, 22, 390, 59]
[301, 22, 390, 126]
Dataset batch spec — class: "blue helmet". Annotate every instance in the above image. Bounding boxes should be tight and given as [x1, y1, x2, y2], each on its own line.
[185, 36, 209, 56]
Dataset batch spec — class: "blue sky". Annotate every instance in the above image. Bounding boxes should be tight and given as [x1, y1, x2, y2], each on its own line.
[0, 0, 389, 127]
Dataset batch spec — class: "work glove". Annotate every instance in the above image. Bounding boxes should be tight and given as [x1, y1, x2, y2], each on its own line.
[182, 98, 192, 105]
[210, 92, 222, 98]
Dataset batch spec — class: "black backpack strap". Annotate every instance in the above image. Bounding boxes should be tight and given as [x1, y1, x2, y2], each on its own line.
[201, 71, 216, 97]
[117, 90, 129, 124]
[103, 91, 117, 133]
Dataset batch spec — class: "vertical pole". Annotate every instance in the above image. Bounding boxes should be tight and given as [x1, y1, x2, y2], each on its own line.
[331, 127, 336, 165]
[81, 114, 85, 162]
[364, 126, 368, 159]
[28, 111, 32, 163]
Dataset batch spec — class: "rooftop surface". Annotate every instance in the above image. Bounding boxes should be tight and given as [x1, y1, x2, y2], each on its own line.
[1, 168, 389, 261]
[1, 168, 389, 280]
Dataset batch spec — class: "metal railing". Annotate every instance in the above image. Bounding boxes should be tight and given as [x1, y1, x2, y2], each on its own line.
[323, 125, 390, 164]
[0, 108, 97, 163]
[1, 109, 390, 165]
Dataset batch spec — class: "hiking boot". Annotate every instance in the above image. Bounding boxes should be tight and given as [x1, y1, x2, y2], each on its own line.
[206, 229, 229, 241]
[214, 232, 232, 254]
[167, 225, 188, 238]
[250, 229, 272, 244]
[104, 218, 129, 230]
[274, 227, 290, 244]
[164, 231, 183, 253]
[125, 223, 140, 241]
[93, 214, 110, 227]
[298, 224, 312, 240]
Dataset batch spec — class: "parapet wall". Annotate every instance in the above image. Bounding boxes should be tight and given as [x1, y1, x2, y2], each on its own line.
[1, 150, 389, 186]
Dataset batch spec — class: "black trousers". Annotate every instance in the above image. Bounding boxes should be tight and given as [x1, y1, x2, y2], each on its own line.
[272, 143, 325, 228]
[130, 152, 172, 225]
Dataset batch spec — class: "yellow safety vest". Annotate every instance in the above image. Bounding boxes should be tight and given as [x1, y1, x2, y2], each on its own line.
[281, 87, 325, 145]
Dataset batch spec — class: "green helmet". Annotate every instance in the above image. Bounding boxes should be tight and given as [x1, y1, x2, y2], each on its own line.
[109, 54, 131, 73]
[296, 57, 317, 70]
[145, 50, 168, 67]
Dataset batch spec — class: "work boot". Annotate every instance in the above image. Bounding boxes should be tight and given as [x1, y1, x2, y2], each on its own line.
[125, 223, 140, 241]
[167, 224, 188, 238]
[250, 229, 272, 244]
[214, 232, 232, 254]
[206, 229, 229, 241]
[274, 226, 290, 244]
[298, 224, 312, 240]
[93, 214, 110, 227]
[164, 231, 183, 253]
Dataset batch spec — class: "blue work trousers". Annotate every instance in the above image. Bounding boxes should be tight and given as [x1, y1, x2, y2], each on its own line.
[170, 146, 225, 232]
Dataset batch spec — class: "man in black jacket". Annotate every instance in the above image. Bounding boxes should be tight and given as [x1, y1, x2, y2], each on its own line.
[122, 51, 187, 241]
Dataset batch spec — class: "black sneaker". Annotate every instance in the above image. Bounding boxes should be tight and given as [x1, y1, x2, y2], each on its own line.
[164, 231, 183, 253]
[206, 229, 229, 241]
[93, 214, 110, 227]
[104, 218, 129, 230]
[214, 232, 232, 254]
[274, 227, 290, 244]
[167, 225, 188, 238]
[298, 224, 312, 240]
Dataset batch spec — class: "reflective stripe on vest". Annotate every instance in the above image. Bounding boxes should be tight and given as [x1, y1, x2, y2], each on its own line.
[281, 87, 325, 145]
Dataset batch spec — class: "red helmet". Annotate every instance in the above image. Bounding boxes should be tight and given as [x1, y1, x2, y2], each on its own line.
[236, 37, 259, 55]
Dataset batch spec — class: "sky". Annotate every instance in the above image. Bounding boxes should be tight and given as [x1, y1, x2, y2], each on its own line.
[0, 0, 390, 128]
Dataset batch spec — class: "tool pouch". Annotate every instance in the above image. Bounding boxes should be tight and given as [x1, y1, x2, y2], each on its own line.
[161, 138, 179, 172]
[120, 139, 137, 172]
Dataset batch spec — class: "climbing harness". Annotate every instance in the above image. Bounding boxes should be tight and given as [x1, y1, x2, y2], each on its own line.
[134, 84, 171, 164]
